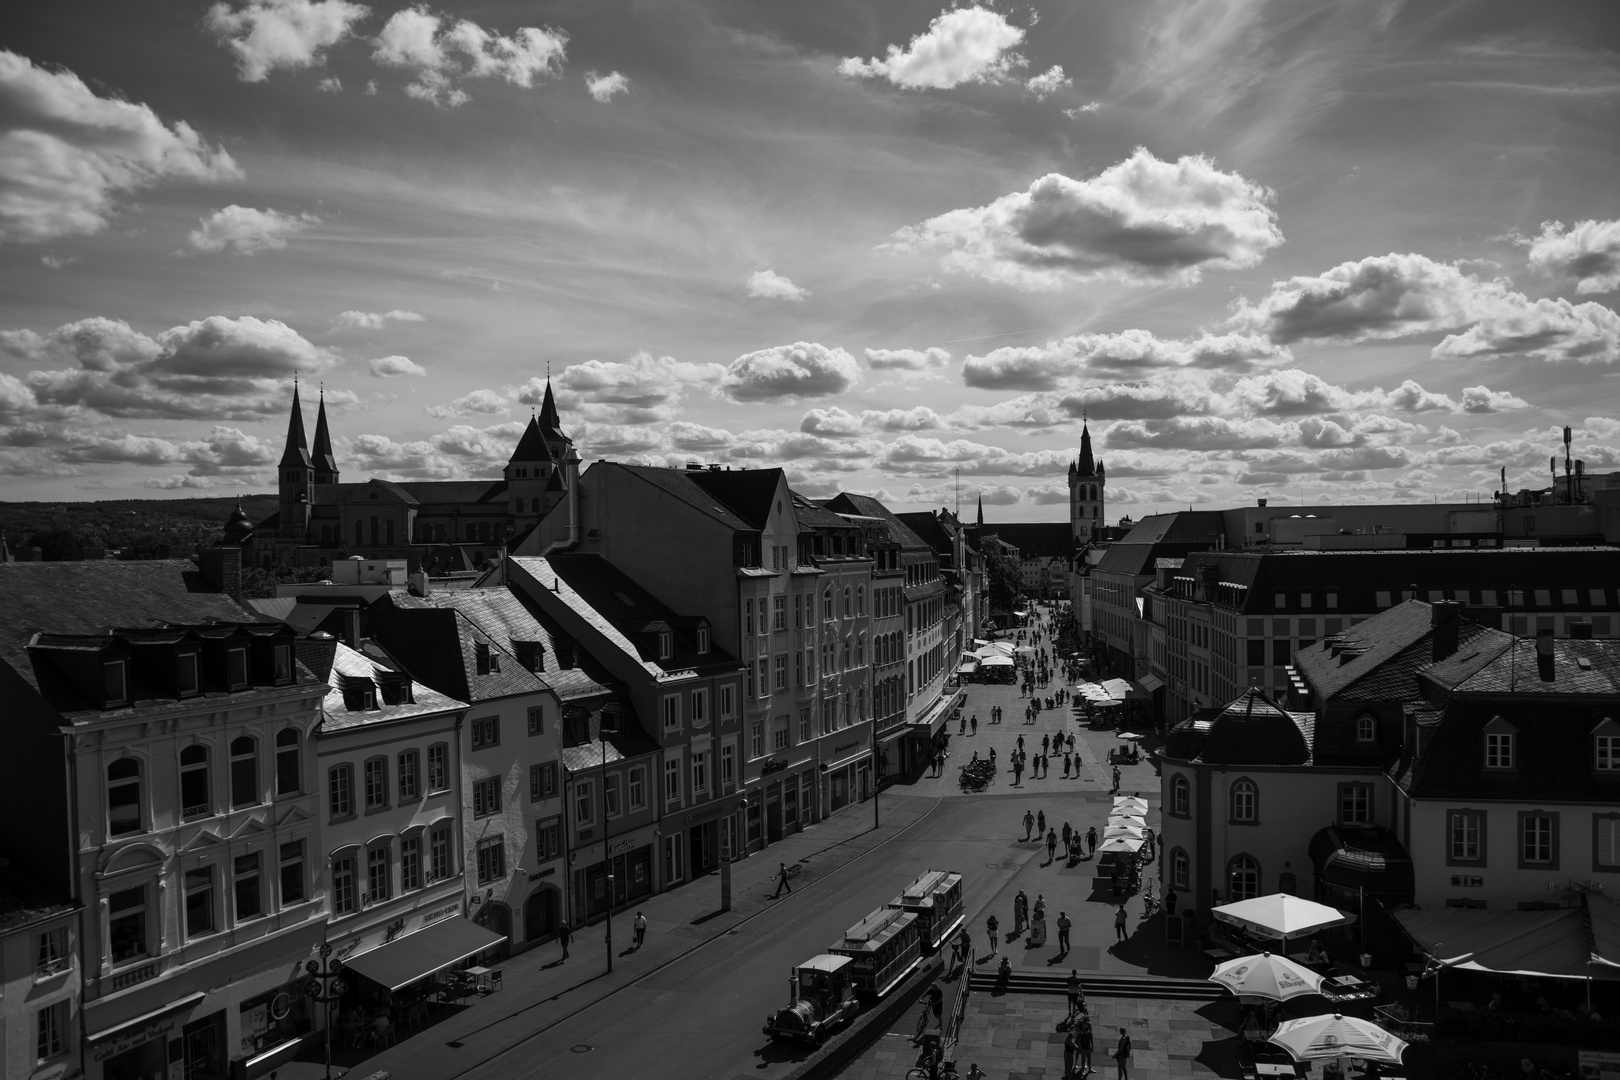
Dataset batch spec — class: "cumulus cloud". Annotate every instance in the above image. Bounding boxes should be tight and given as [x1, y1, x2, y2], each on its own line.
[839, 6, 1027, 90]
[584, 69, 629, 102]
[1227, 252, 1620, 363]
[532, 350, 726, 423]
[331, 308, 424, 331]
[1024, 65, 1070, 99]
[316, 76, 343, 92]
[1523, 219, 1620, 295]
[1458, 385, 1530, 413]
[0, 50, 241, 243]
[864, 346, 951, 371]
[187, 204, 318, 254]
[206, 0, 369, 82]
[745, 268, 809, 302]
[1063, 102, 1101, 117]
[963, 329, 1285, 390]
[423, 389, 508, 417]
[719, 342, 860, 402]
[884, 148, 1281, 290]
[368, 355, 426, 377]
[1107, 415, 1295, 452]
[800, 405, 948, 437]
[372, 7, 568, 107]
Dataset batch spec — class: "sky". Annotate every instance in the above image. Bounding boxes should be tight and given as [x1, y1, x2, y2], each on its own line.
[3, 0, 1620, 520]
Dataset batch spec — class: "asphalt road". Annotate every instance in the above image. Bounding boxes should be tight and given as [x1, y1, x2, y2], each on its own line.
[452, 794, 1075, 1080]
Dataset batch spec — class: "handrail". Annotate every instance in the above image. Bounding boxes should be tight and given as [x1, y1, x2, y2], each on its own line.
[942, 946, 973, 1063]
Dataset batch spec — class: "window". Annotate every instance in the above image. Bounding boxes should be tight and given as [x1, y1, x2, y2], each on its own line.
[745, 598, 754, 636]
[794, 593, 802, 628]
[36, 999, 68, 1063]
[400, 836, 422, 891]
[628, 766, 647, 811]
[1272, 638, 1290, 666]
[1356, 715, 1377, 743]
[1375, 590, 1391, 608]
[474, 837, 504, 885]
[1440, 809, 1484, 866]
[280, 840, 305, 905]
[662, 695, 679, 731]
[180, 744, 211, 818]
[663, 833, 684, 885]
[104, 659, 126, 705]
[692, 688, 708, 727]
[692, 751, 708, 795]
[774, 723, 790, 750]
[368, 846, 390, 902]
[332, 857, 356, 916]
[1486, 731, 1515, 770]
[658, 631, 673, 660]
[824, 588, 834, 620]
[857, 586, 865, 615]
[1339, 783, 1372, 826]
[1230, 778, 1258, 823]
[1172, 848, 1189, 891]
[605, 774, 622, 817]
[664, 758, 681, 804]
[475, 642, 500, 675]
[184, 866, 215, 937]
[751, 721, 763, 759]
[428, 744, 449, 790]
[774, 655, 787, 691]
[1520, 812, 1558, 868]
[772, 595, 786, 630]
[398, 750, 419, 801]
[107, 757, 142, 836]
[1245, 639, 1267, 666]
[35, 927, 67, 976]
[1228, 854, 1260, 902]
[108, 886, 147, 964]
[429, 826, 451, 881]
[329, 764, 353, 819]
[800, 708, 812, 742]
[1598, 726, 1620, 771]
[473, 776, 501, 817]
[528, 707, 545, 736]
[1594, 814, 1620, 871]
[275, 729, 301, 795]
[756, 658, 769, 699]
[697, 627, 710, 654]
[471, 717, 499, 749]
[530, 761, 559, 801]
[364, 757, 388, 809]
[721, 744, 735, 787]
[536, 817, 562, 862]
[178, 651, 200, 696]
[574, 780, 594, 826]
[234, 852, 263, 920]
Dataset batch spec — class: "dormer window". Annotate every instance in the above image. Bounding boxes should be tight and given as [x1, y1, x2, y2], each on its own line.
[1355, 714, 1377, 744]
[1595, 718, 1620, 771]
[475, 642, 500, 675]
[274, 644, 292, 683]
[103, 660, 127, 706]
[226, 647, 248, 690]
[1484, 716, 1516, 769]
[177, 651, 200, 697]
[1272, 590, 1287, 609]
[696, 628, 710, 655]
[658, 632, 673, 661]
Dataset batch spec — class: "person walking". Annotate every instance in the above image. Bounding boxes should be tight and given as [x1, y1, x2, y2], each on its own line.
[1033, 893, 1046, 923]
[1077, 1017, 1094, 1077]
[557, 919, 572, 961]
[1114, 904, 1128, 943]
[971, 714, 979, 736]
[1062, 751, 1072, 778]
[1061, 821, 1073, 853]
[1087, 826, 1098, 857]
[1037, 809, 1046, 836]
[1064, 1020, 1080, 1079]
[1015, 890, 1028, 933]
[1113, 1028, 1132, 1079]
[1046, 828, 1058, 863]
[1110, 765, 1121, 794]
[1023, 808, 1035, 840]
[1042, 733, 1050, 755]
[1141, 825, 1155, 863]
[633, 911, 647, 948]
[1017, 734, 1025, 753]
[773, 861, 793, 898]
[1057, 910, 1072, 953]
[1065, 969, 1084, 1020]
[986, 914, 999, 956]
[989, 746, 997, 768]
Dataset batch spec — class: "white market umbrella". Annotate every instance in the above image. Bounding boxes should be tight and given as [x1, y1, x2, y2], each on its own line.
[979, 655, 1015, 668]
[1107, 816, 1146, 831]
[1210, 952, 1326, 1003]
[1213, 894, 1352, 943]
[1104, 824, 1146, 840]
[1116, 731, 1145, 741]
[1113, 797, 1149, 814]
[1268, 1013, 1407, 1066]
[1096, 837, 1144, 855]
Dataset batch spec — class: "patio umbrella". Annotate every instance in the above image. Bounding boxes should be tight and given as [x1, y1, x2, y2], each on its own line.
[1210, 953, 1326, 1003]
[1268, 1013, 1407, 1067]
[1096, 837, 1144, 855]
[1104, 824, 1145, 840]
[1115, 731, 1145, 740]
[1113, 797, 1149, 813]
[1213, 894, 1352, 944]
[1107, 816, 1146, 831]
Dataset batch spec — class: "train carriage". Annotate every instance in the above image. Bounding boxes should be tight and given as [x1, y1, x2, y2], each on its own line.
[826, 906, 922, 999]
[888, 870, 964, 953]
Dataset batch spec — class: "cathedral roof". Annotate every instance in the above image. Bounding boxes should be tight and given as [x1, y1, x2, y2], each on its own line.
[311, 391, 337, 474]
[538, 380, 565, 441]
[279, 383, 311, 468]
[1075, 421, 1096, 476]
[508, 415, 554, 465]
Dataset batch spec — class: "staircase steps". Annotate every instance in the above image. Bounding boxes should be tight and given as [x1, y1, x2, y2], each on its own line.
[967, 970, 1221, 1002]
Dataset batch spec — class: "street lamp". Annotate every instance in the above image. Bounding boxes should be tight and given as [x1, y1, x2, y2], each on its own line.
[304, 945, 348, 1080]
[599, 706, 619, 974]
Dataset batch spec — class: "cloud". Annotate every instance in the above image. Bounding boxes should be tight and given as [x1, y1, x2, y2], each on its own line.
[962, 329, 1285, 390]
[885, 148, 1281, 290]
[368, 355, 426, 377]
[533, 350, 726, 423]
[745, 268, 809, 302]
[719, 342, 860, 402]
[1063, 102, 1101, 117]
[1227, 251, 1620, 362]
[1523, 219, 1620, 294]
[974, 484, 1023, 505]
[839, 6, 1027, 91]
[1458, 384, 1530, 413]
[205, 0, 369, 82]
[1107, 415, 1295, 452]
[40, 252, 77, 270]
[330, 308, 424, 330]
[0, 50, 241, 243]
[800, 405, 948, 437]
[316, 76, 343, 92]
[187, 204, 318, 254]
[423, 389, 508, 417]
[864, 346, 951, 370]
[1024, 65, 1071, 99]
[372, 7, 567, 107]
[584, 69, 629, 102]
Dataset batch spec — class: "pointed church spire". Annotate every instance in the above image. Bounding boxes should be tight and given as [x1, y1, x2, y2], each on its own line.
[310, 388, 337, 478]
[508, 414, 552, 466]
[279, 380, 312, 469]
[1076, 421, 1095, 476]
[538, 378, 564, 439]
[976, 494, 984, 528]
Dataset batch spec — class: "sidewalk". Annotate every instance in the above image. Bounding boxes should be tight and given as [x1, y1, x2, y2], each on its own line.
[276, 791, 940, 1079]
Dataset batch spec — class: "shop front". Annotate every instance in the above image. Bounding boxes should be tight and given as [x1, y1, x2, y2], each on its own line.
[573, 823, 656, 921]
[876, 725, 908, 787]
[904, 689, 962, 777]
[91, 993, 205, 1080]
[819, 729, 871, 817]
[679, 797, 738, 880]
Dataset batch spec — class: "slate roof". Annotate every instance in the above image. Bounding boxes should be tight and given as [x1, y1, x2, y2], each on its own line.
[976, 522, 1073, 558]
[685, 468, 784, 529]
[558, 699, 660, 771]
[319, 639, 467, 732]
[0, 560, 254, 692]
[1163, 687, 1314, 766]
[0, 859, 76, 934]
[368, 596, 552, 703]
[1449, 637, 1620, 696]
[797, 492, 855, 531]
[824, 493, 929, 551]
[1403, 696, 1620, 801]
[611, 465, 756, 531]
[1094, 512, 1228, 578]
[1292, 600, 1513, 702]
[395, 480, 508, 506]
[508, 415, 553, 464]
[895, 511, 953, 555]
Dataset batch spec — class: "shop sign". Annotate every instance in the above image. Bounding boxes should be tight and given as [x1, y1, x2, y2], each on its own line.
[419, 900, 459, 926]
[1578, 1049, 1620, 1078]
[608, 837, 638, 856]
[93, 1018, 177, 1061]
[831, 738, 862, 756]
[32, 1061, 72, 1080]
[760, 757, 788, 775]
[681, 800, 735, 828]
[1449, 875, 1483, 888]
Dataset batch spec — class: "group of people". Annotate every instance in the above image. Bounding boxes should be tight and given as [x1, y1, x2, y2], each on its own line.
[1023, 809, 1103, 862]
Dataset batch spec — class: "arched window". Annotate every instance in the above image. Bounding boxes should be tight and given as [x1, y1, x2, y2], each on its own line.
[857, 686, 865, 720]
[275, 729, 301, 795]
[108, 757, 143, 836]
[1229, 854, 1260, 901]
[1231, 778, 1258, 823]
[856, 586, 865, 615]
[857, 633, 866, 666]
[823, 588, 833, 620]
[1356, 714, 1377, 743]
[1171, 774, 1190, 817]
[478, 521, 490, 542]
[354, 520, 364, 545]
[229, 735, 258, 808]
[466, 523, 477, 541]
[385, 519, 395, 545]
[1171, 847, 1189, 891]
[843, 587, 852, 616]
[370, 516, 379, 545]
[179, 744, 211, 818]
[532, 498, 541, 513]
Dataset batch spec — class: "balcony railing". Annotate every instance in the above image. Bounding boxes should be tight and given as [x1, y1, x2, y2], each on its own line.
[109, 959, 160, 992]
[182, 803, 212, 820]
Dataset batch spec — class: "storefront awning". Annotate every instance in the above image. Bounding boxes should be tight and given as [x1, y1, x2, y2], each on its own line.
[909, 689, 964, 732]
[1393, 893, 1620, 981]
[88, 991, 206, 1044]
[342, 916, 507, 992]
[1136, 674, 1165, 694]
[1308, 827, 1414, 898]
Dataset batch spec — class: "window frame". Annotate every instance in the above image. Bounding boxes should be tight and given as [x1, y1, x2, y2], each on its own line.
[1485, 728, 1515, 770]
[274, 728, 301, 796]
[471, 716, 500, 750]
[1445, 808, 1486, 866]
[179, 743, 212, 820]
[36, 998, 69, 1064]
[331, 855, 357, 916]
[527, 706, 545, 736]
[183, 864, 217, 939]
[1595, 812, 1620, 873]
[1229, 777, 1259, 825]
[628, 766, 647, 811]
[1355, 714, 1377, 744]
[1518, 810, 1560, 870]
[279, 839, 306, 906]
[367, 844, 391, 903]
[233, 850, 264, 921]
[1228, 853, 1261, 902]
[1337, 782, 1373, 826]
[1171, 847, 1190, 891]
[107, 884, 149, 966]
[35, 926, 68, 976]
[398, 749, 420, 802]
[363, 756, 389, 811]
[530, 761, 559, 802]
[107, 756, 144, 837]
[328, 763, 354, 820]
[427, 743, 450, 791]
[472, 775, 501, 818]
[536, 816, 562, 862]
[429, 826, 451, 882]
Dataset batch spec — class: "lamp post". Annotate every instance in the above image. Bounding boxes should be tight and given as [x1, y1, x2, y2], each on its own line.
[599, 706, 619, 974]
[304, 945, 348, 1080]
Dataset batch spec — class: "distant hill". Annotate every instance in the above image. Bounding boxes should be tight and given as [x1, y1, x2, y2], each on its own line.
[0, 495, 278, 560]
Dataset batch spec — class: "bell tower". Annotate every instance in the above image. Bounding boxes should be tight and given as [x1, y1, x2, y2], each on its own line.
[1070, 419, 1105, 543]
[278, 381, 314, 541]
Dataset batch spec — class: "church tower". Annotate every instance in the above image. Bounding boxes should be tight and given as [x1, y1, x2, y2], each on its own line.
[1069, 420, 1105, 543]
[278, 382, 314, 541]
[504, 380, 576, 527]
[310, 388, 339, 485]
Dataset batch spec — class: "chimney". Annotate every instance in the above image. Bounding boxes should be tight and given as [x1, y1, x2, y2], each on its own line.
[1430, 600, 1461, 662]
[1536, 627, 1556, 682]
[409, 571, 429, 596]
[198, 545, 244, 605]
[1257, 499, 1267, 508]
[344, 607, 361, 649]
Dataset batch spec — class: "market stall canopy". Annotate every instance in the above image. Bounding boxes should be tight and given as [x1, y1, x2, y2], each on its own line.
[1107, 815, 1146, 830]
[1116, 731, 1145, 741]
[1113, 797, 1149, 813]
[1104, 824, 1146, 840]
[1210, 952, 1325, 1003]
[1213, 894, 1352, 941]
[1393, 893, 1620, 980]
[1100, 677, 1136, 699]
[1268, 1013, 1407, 1065]
[1097, 837, 1144, 854]
[979, 655, 1015, 668]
